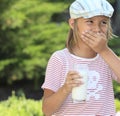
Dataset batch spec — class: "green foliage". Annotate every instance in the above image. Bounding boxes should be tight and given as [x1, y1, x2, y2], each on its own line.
[0, 0, 69, 85]
[108, 36, 120, 56]
[113, 80, 120, 99]
[0, 92, 119, 116]
[0, 92, 44, 116]
[115, 99, 120, 111]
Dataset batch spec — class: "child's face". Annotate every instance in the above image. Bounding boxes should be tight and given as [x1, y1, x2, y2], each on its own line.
[76, 16, 109, 38]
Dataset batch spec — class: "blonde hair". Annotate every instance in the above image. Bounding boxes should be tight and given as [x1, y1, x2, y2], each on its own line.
[66, 19, 113, 53]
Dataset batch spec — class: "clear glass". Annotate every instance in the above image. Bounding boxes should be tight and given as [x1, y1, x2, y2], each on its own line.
[72, 64, 89, 103]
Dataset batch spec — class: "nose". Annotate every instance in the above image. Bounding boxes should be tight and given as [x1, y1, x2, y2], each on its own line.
[92, 23, 101, 33]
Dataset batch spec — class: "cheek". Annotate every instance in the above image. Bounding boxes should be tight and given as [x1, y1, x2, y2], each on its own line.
[78, 26, 91, 34]
[102, 28, 108, 34]
[83, 26, 92, 32]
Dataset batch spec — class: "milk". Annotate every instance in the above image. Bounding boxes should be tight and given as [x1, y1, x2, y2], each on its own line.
[72, 64, 89, 103]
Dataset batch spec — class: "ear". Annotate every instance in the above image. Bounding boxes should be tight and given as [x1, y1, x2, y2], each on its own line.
[69, 18, 75, 29]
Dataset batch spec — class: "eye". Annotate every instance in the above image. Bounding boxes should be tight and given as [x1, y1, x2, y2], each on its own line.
[86, 20, 93, 24]
[101, 21, 108, 25]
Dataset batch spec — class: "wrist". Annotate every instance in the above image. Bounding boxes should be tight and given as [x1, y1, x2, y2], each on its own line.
[61, 85, 71, 95]
[99, 46, 109, 55]
[99, 47, 113, 60]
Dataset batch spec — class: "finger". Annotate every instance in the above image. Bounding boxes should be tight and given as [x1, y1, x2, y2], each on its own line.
[81, 34, 93, 46]
[81, 31, 95, 42]
[66, 78, 83, 87]
[88, 31, 107, 41]
[66, 73, 82, 83]
[81, 31, 106, 46]
[71, 83, 83, 87]
[67, 71, 79, 75]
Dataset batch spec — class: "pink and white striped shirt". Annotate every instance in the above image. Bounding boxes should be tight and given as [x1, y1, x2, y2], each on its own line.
[42, 48, 118, 116]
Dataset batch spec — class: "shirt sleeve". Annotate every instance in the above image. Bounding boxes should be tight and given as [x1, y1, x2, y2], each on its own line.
[41, 52, 63, 92]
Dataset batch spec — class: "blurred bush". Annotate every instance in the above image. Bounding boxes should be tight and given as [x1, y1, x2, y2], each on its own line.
[0, 91, 44, 116]
[0, 91, 119, 116]
[115, 99, 120, 112]
[0, 0, 69, 86]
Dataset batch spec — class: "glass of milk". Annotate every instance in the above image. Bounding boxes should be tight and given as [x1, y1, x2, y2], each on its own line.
[72, 64, 89, 103]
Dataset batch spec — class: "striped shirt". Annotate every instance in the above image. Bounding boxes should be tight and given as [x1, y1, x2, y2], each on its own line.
[42, 48, 118, 116]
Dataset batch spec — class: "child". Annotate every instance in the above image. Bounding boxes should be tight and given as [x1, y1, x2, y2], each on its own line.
[42, 0, 120, 115]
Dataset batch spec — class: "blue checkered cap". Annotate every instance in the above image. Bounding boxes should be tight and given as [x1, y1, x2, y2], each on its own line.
[70, 0, 114, 19]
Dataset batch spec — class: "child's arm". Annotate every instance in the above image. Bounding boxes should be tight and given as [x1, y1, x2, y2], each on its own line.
[99, 47, 120, 82]
[42, 71, 82, 116]
[81, 31, 120, 82]
[42, 87, 70, 116]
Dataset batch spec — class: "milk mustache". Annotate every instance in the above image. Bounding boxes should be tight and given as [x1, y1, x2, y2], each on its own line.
[72, 64, 89, 103]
